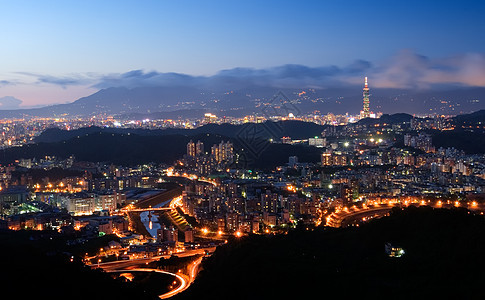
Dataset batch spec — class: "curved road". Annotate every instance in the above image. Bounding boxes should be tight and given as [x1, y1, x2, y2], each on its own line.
[106, 268, 188, 299]
[95, 249, 211, 298]
[105, 258, 202, 300]
[326, 200, 484, 228]
[327, 205, 394, 228]
[339, 207, 392, 227]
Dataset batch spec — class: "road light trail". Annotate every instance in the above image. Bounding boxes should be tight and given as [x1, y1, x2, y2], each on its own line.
[105, 268, 187, 299]
[96, 249, 210, 298]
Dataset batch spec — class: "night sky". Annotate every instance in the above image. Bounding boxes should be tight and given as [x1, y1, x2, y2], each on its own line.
[0, 0, 484, 107]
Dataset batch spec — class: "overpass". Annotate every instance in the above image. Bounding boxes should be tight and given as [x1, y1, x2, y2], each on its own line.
[121, 207, 172, 212]
[133, 184, 184, 209]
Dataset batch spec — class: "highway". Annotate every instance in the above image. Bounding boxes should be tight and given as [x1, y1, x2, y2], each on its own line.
[326, 205, 395, 228]
[122, 207, 172, 212]
[104, 259, 201, 299]
[94, 248, 213, 298]
[106, 268, 188, 299]
[98, 183, 213, 298]
[95, 248, 212, 270]
[339, 207, 393, 227]
[326, 199, 485, 228]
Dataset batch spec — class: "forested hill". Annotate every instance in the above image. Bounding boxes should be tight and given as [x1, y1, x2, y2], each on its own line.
[35, 121, 328, 144]
[177, 207, 485, 299]
[4, 132, 322, 168]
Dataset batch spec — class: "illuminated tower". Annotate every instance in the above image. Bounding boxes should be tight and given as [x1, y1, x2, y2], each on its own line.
[362, 76, 370, 118]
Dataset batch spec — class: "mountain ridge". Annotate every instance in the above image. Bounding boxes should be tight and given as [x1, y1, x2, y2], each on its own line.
[0, 84, 483, 118]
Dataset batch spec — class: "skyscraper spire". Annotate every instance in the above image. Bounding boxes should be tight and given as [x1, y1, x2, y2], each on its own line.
[362, 76, 370, 118]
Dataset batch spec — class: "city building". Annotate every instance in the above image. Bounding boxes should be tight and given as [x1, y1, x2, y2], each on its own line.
[204, 113, 218, 123]
[211, 141, 234, 164]
[321, 151, 348, 166]
[196, 140, 204, 156]
[308, 136, 326, 147]
[288, 156, 298, 168]
[404, 133, 435, 153]
[187, 140, 196, 157]
[157, 226, 178, 243]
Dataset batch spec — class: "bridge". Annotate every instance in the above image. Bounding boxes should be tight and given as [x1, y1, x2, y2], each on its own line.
[121, 206, 172, 212]
[132, 184, 184, 209]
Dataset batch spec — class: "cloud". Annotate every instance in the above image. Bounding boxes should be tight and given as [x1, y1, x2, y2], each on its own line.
[368, 50, 485, 89]
[0, 80, 14, 87]
[212, 64, 348, 89]
[15, 72, 98, 89]
[12, 50, 485, 91]
[423, 53, 485, 87]
[93, 71, 201, 89]
[89, 62, 370, 91]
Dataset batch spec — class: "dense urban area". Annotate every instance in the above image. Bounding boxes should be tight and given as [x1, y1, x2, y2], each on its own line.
[3, 1, 485, 298]
[1, 81, 485, 298]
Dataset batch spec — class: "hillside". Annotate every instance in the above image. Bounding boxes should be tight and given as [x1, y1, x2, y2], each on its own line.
[0, 230, 167, 300]
[430, 130, 485, 154]
[357, 112, 413, 125]
[453, 109, 485, 124]
[34, 121, 328, 143]
[5, 131, 323, 168]
[178, 207, 485, 299]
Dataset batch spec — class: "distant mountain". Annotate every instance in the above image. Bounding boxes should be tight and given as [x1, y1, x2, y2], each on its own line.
[0, 96, 22, 109]
[0, 84, 483, 118]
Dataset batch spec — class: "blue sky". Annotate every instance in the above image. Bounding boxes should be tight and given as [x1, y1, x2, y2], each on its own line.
[0, 0, 484, 107]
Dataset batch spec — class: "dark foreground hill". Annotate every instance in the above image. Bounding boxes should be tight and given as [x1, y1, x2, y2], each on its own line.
[0, 230, 166, 300]
[178, 207, 485, 299]
[34, 120, 328, 143]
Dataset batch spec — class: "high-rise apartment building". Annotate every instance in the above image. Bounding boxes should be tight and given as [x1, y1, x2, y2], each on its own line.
[187, 140, 196, 157]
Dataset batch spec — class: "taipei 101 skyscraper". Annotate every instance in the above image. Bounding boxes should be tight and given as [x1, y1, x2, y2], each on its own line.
[362, 76, 370, 118]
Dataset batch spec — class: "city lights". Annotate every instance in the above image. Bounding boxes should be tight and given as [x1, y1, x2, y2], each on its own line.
[0, 2, 484, 299]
